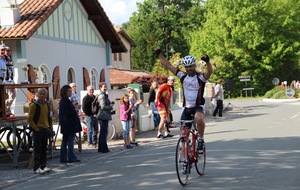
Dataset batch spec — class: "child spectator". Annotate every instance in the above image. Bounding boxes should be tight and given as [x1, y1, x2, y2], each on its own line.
[129, 89, 143, 146]
[120, 94, 132, 149]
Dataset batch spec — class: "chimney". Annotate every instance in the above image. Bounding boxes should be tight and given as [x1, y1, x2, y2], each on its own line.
[0, 0, 23, 29]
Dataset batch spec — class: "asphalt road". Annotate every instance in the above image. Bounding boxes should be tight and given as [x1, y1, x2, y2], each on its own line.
[3, 99, 300, 190]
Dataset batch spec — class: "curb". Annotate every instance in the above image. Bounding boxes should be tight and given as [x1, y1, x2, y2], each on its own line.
[262, 98, 300, 103]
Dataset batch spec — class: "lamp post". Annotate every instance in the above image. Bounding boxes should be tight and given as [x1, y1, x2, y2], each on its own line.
[165, 44, 175, 75]
[166, 43, 175, 60]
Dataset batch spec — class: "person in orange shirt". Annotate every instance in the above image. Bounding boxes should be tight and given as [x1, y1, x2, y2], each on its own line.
[155, 76, 175, 138]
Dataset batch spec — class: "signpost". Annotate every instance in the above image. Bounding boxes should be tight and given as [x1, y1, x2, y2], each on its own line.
[239, 76, 254, 97]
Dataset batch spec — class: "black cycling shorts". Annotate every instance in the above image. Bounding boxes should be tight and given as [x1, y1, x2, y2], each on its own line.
[180, 106, 205, 127]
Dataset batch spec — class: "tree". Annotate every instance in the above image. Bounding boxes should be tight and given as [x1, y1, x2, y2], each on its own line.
[123, 0, 206, 72]
[190, 0, 300, 96]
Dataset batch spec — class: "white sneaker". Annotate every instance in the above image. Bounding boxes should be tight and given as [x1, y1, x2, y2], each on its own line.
[43, 167, 51, 172]
[34, 168, 45, 174]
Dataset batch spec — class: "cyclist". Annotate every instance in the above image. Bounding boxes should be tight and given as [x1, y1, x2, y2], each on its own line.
[154, 47, 213, 151]
[155, 76, 175, 138]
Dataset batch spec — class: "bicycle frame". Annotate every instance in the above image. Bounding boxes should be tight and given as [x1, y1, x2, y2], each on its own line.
[180, 120, 198, 163]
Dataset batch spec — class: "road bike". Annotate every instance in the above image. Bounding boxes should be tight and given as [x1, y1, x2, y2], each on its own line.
[0, 124, 54, 155]
[0, 125, 32, 152]
[75, 114, 116, 144]
[107, 121, 116, 141]
[175, 120, 206, 186]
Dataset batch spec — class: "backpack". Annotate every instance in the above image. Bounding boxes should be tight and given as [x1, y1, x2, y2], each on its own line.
[91, 95, 100, 115]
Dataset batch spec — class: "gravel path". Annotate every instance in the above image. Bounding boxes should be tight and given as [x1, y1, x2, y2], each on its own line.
[0, 128, 164, 188]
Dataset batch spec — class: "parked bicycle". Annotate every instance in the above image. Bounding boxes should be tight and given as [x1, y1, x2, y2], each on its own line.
[75, 113, 116, 144]
[0, 125, 32, 152]
[175, 119, 206, 186]
[0, 124, 54, 154]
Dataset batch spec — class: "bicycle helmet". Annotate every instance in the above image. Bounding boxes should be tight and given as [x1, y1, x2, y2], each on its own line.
[182, 55, 196, 66]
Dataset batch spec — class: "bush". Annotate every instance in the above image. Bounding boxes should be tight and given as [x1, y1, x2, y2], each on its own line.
[264, 86, 283, 98]
[264, 86, 300, 99]
[271, 90, 286, 99]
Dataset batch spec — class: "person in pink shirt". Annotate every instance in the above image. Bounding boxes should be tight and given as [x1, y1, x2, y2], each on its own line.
[120, 94, 133, 149]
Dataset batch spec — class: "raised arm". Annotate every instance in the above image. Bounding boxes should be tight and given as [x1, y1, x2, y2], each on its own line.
[154, 47, 177, 75]
[201, 54, 213, 80]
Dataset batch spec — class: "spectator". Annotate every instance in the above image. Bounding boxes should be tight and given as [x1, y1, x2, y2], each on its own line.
[4, 46, 13, 81]
[155, 76, 175, 138]
[97, 82, 113, 153]
[295, 80, 300, 89]
[212, 79, 224, 118]
[82, 85, 98, 148]
[69, 83, 81, 112]
[28, 88, 53, 174]
[147, 81, 160, 129]
[120, 94, 132, 149]
[0, 45, 7, 79]
[59, 85, 82, 163]
[129, 89, 143, 146]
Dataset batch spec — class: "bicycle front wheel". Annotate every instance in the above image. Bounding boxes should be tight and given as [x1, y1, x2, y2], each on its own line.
[195, 141, 206, 176]
[175, 138, 189, 186]
[107, 122, 116, 142]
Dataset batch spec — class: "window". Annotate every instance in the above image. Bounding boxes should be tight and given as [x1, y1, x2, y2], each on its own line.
[91, 68, 98, 89]
[39, 65, 50, 84]
[113, 53, 117, 61]
[118, 53, 122, 61]
[67, 68, 75, 84]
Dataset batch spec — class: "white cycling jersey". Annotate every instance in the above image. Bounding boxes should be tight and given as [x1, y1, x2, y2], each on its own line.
[177, 70, 208, 108]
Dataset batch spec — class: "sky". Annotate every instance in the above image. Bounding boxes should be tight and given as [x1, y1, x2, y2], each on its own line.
[99, 0, 144, 26]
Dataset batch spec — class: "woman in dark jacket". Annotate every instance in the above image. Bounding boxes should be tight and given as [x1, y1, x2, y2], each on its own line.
[97, 82, 113, 153]
[59, 85, 82, 163]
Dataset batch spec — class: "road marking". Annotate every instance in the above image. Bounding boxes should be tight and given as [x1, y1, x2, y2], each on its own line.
[290, 112, 300, 119]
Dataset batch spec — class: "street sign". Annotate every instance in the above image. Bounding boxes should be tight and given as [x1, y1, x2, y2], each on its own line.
[240, 79, 251, 82]
[238, 76, 251, 79]
[286, 88, 295, 98]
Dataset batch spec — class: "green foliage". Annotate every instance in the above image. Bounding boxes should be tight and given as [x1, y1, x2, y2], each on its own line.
[263, 86, 283, 98]
[123, 0, 300, 98]
[189, 0, 300, 96]
[272, 90, 287, 99]
[264, 86, 300, 99]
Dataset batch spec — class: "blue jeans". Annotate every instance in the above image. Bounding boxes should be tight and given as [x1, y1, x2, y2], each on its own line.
[86, 116, 98, 145]
[150, 102, 160, 128]
[98, 119, 109, 153]
[121, 120, 130, 138]
[60, 133, 78, 162]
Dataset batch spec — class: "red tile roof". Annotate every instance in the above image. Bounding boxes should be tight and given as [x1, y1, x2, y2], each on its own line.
[0, 0, 62, 40]
[110, 68, 153, 85]
[0, 0, 126, 53]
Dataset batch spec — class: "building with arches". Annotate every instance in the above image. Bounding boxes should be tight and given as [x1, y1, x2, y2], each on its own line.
[0, 0, 126, 114]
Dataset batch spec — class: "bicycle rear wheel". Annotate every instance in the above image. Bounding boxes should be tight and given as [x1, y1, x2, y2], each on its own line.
[175, 138, 189, 186]
[107, 122, 116, 142]
[195, 141, 206, 176]
[6, 128, 23, 150]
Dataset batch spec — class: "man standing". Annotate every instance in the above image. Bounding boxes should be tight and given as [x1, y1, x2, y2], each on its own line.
[0, 45, 7, 80]
[28, 88, 53, 174]
[69, 83, 81, 112]
[82, 85, 98, 147]
[212, 79, 224, 118]
[4, 46, 13, 81]
[155, 76, 175, 138]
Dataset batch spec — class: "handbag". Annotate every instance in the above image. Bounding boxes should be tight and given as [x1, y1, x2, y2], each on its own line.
[97, 109, 112, 121]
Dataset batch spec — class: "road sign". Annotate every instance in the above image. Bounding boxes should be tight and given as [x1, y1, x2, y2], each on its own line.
[240, 79, 251, 82]
[238, 76, 251, 79]
[286, 88, 295, 98]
